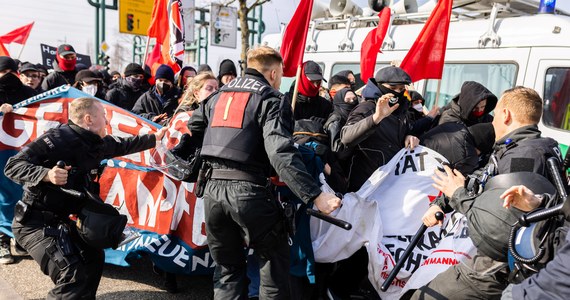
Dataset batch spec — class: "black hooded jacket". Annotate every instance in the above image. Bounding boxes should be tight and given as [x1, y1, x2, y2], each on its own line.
[131, 85, 182, 123]
[340, 79, 411, 191]
[438, 81, 497, 126]
[105, 79, 146, 111]
[284, 81, 333, 121]
[0, 73, 37, 105]
[41, 60, 77, 91]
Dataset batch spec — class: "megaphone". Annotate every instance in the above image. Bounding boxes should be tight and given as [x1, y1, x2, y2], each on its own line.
[368, 0, 418, 14]
[312, 0, 332, 19]
[330, 0, 364, 17]
[416, 0, 437, 12]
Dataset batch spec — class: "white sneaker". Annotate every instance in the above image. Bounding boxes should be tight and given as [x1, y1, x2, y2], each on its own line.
[0, 241, 14, 264]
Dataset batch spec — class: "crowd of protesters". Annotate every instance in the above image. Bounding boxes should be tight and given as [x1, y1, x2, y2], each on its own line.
[1, 42, 569, 300]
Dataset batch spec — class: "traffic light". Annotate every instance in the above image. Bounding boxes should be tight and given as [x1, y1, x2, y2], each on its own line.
[214, 29, 221, 44]
[127, 14, 134, 32]
[102, 55, 110, 70]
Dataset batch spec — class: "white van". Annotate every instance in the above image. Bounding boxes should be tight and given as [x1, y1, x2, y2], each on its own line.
[262, 1, 570, 156]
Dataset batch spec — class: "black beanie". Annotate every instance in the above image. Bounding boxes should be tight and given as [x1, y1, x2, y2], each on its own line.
[124, 63, 145, 77]
[468, 122, 496, 155]
[218, 59, 237, 78]
[0, 56, 18, 72]
[155, 64, 175, 83]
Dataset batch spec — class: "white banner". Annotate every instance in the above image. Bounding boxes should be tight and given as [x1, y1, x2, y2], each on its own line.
[311, 146, 477, 299]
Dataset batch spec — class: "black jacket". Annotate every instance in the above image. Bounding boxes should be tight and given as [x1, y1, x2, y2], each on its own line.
[438, 81, 497, 126]
[340, 79, 411, 191]
[0, 74, 37, 105]
[421, 122, 479, 175]
[41, 61, 77, 91]
[189, 68, 322, 204]
[105, 79, 146, 111]
[131, 85, 182, 122]
[4, 122, 156, 216]
[284, 82, 333, 121]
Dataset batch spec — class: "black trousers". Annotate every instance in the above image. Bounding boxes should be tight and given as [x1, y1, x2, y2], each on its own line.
[12, 218, 104, 300]
[204, 179, 290, 300]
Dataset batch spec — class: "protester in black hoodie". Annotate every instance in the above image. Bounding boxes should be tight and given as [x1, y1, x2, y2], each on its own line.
[438, 81, 497, 126]
[0, 56, 37, 106]
[325, 87, 358, 153]
[106, 63, 147, 111]
[42, 44, 78, 90]
[285, 61, 333, 121]
[132, 64, 181, 125]
[217, 59, 237, 87]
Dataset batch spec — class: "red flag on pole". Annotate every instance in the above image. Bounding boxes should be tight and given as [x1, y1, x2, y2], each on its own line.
[146, 0, 183, 74]
[0, 22, 34, 45]
[281, 0, 314, 77]
[400, 0, 453, 82]
[0, 42, 10, 56]
[360, 8, 391, 82]
[147, 0, 169, 44]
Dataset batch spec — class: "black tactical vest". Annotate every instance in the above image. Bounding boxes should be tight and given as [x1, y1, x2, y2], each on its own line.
[200, 76, 280, 169]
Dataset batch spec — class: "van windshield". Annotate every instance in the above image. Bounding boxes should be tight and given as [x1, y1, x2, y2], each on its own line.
[543, 68, 570, 131]
[424, 63, 517, 109]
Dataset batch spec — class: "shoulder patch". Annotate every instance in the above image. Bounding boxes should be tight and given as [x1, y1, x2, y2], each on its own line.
[42, 137, 55, 150]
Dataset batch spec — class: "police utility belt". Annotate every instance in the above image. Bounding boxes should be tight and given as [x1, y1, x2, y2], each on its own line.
[210, 169, 270, 186]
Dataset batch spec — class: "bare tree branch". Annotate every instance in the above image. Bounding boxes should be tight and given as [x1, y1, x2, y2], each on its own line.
[246, 0, 270, 14]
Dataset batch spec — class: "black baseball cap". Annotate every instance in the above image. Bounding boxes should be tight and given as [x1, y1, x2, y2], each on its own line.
[75, 70, 102, 83]
[304, 61, 327, 82]
[57, 44, 76, 57]
[18, 62, 38, 73]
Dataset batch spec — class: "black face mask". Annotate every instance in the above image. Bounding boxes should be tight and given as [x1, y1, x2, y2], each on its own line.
[156, 82, 171, 95]
[124, 76, 143, 91]
[0, 73, 22, 90]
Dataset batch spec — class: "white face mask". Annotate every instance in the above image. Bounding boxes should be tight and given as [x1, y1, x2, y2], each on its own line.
[413, 103, 423, 112]
[83, 84, 98, 96]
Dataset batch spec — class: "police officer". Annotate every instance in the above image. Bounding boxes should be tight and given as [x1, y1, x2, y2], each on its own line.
[412, 87, 562, 300]
[188, 46, 342, 299]
[4, 97, 167, 299]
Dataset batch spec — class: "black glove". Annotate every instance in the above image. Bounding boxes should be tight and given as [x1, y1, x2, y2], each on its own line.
[170, 133, 193, 161]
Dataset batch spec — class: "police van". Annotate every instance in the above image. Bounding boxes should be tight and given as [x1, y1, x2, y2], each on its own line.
[262, 0, 570, 156]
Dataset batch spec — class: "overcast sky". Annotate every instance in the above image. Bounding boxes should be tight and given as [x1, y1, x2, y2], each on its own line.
[0, 0, 567, 73]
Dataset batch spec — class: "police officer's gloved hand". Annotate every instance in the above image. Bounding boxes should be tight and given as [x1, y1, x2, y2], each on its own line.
[170, 133, 193, 161]
[309, 116, 326, 125]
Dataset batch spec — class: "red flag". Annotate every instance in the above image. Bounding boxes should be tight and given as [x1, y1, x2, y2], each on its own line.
[360, 8, 391, 82]
[0, 42, 10, 56]
[400, 0, 453, 82]
[146, 0, 183, 74]
[281, 0, 313, 77]
[147, 0, 169, 44]
[0, 22, 34, 45]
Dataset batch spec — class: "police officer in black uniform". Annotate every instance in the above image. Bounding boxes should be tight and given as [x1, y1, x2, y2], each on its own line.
[188, 46, 343, 299]
[4, 97, 167, 299]
[412, 87, 563, 300]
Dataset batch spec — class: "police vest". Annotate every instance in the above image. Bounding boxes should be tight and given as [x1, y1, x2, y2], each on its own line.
[24, 124, 105, 215]
[201, 76, 281, 168]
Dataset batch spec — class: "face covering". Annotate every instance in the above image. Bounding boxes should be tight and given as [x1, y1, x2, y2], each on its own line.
[57, 57, 76, 72]
[378, 85, 407, 114]
[413, 103, 423, 112]
[298, 66, 320, 97]
[471, 110, 485, 118]
[156, 82, 171, 95]
[0, 73, 22, 90]
[83, 84, 98, 96]
[125, 76, 143, 91]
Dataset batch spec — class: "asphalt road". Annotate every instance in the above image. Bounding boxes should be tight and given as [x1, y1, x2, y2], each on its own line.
[0, 247, 213, 300]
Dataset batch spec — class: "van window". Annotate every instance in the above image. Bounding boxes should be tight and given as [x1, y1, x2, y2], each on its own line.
[423, 63, 517, 109]
[543, 68, 570, 131]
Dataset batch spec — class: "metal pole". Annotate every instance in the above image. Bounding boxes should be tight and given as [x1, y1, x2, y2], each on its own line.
[95, 0, 100, 64]
[101, 0, 106, 47]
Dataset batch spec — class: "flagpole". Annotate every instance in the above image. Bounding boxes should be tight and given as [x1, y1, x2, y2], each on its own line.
[291, 64, 302, 112]
[435, 79, 442, 107]
[16, 43, 26, 60]
[142, 37, 151, 66]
